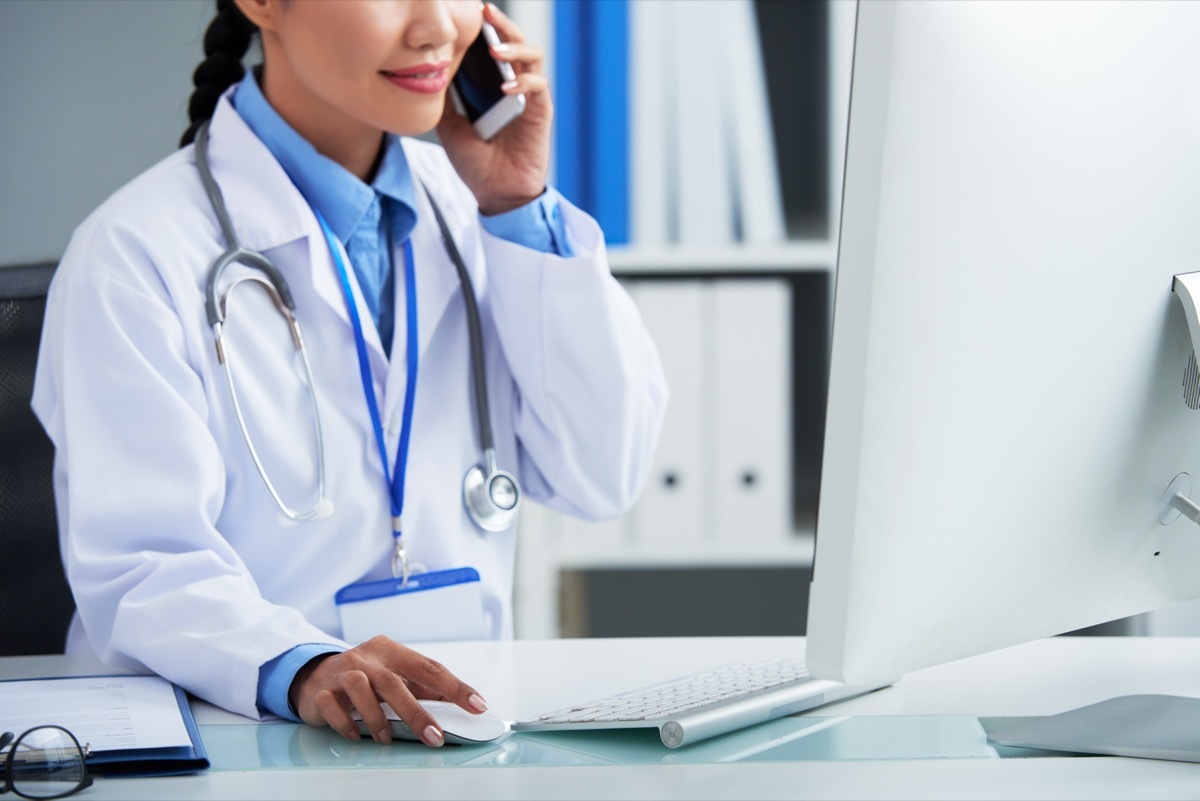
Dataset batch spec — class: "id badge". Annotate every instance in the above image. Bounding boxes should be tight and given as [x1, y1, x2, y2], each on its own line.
[335, 567, 488, 645]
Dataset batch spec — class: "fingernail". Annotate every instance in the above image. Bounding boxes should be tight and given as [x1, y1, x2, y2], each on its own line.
[347, 728, 361, 741]
[375, 727, 392, 744]
[423, 726, 444, 747]
[492, 44, 511, 55]
[468, 693, 489, 712]
[501, 80, 519, 92]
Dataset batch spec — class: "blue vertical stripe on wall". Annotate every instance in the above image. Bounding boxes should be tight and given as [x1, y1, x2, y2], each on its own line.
[553, 0, 629, 245]
[588, 0, 629, 245]
[553, 0, 585, 212]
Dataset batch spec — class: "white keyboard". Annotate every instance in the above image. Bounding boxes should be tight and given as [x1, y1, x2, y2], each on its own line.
[512, 657, 881, 748]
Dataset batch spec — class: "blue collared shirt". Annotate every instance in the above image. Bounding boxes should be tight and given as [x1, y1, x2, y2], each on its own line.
[230, 71, 573, 721]
[232, 71, 573, 360]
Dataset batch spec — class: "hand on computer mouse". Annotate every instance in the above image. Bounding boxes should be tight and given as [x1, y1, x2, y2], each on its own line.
[289, 636, 489, 747]
[355, 700, 510, 745]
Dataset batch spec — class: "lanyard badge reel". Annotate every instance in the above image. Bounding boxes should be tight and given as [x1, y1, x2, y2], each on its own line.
[317, 210, 489, 645]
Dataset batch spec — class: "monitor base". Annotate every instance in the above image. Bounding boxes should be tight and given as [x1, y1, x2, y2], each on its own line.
[987, 694, 1200, 763]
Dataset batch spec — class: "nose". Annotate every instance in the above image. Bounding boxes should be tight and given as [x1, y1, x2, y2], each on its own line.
[404, 0, 462, 52]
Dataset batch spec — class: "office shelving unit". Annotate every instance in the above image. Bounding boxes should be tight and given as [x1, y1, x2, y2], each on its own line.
[511, 0, 857, 640]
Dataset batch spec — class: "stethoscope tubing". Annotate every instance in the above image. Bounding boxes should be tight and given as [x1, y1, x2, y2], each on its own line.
[196, 123, 298, 327]
[419, 184, 495, 457]
[418, 183, 520, 532]
[197, 121, 330, 522]
[216, 313, 328, 521]
[193, 119, 520, 533]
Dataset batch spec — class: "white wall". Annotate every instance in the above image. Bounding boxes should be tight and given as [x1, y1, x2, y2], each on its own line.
[1148, 598, 1200, 636]
[0, 0, 209, 266]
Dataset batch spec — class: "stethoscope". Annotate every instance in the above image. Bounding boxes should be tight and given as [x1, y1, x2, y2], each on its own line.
[194, 121, 521, 547]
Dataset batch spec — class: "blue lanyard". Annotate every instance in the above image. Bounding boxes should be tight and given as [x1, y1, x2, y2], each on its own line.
[314, 210, 418, 552]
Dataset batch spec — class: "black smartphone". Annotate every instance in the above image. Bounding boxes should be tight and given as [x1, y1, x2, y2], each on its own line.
[451, 21, 526, 140]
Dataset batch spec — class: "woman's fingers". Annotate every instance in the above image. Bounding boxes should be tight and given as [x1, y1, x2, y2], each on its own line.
[342, 668, 393, 744]
[484, 2, 525, 45]
[490, 42, 544, 76]
[500, 72, 549, 97]
[389, 644, 488, 713]
[290, 636, 486, 747]
[313, 687, 360, 741]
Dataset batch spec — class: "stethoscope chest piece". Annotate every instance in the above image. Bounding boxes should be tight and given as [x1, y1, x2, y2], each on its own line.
[463, 448, 520, 532]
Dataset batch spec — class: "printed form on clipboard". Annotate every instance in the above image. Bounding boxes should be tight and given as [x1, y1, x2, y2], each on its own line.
[0, 674, 209, 776]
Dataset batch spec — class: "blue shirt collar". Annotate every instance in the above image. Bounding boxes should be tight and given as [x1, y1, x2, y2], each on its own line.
[231, 70, 416, 245]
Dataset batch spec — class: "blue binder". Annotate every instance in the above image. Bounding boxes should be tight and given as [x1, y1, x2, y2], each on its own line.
[554, 0, 630, 245]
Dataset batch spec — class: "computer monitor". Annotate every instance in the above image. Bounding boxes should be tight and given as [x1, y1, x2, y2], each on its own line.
[807, 0, 1200, 692]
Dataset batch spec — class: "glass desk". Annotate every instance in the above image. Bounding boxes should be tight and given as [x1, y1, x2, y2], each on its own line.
[200, 714, 1012, 771]
[4, 637, 1197, 800]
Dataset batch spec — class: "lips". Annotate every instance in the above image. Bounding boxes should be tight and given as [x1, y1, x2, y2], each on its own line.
[381, 61, 451, 94]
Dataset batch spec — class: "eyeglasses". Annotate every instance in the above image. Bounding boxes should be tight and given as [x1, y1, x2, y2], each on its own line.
[0, 727, 93, 800]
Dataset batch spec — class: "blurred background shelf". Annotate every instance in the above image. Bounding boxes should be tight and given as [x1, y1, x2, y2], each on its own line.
[510, 0, 856, 640]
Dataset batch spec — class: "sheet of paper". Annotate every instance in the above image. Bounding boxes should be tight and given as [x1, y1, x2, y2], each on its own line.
[0, 675, 193, 753]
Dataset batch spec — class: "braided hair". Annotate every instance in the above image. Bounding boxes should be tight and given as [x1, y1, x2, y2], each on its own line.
[180, 0, 257, 147]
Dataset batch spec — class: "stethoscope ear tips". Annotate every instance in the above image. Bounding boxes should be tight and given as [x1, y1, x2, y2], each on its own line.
[312, 498, 336, 519]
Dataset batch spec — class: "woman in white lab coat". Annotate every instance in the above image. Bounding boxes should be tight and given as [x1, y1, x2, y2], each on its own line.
[32, 0, 665, 747]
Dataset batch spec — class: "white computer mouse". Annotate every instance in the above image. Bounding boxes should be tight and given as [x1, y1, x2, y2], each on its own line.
[354, 700, 509, 745]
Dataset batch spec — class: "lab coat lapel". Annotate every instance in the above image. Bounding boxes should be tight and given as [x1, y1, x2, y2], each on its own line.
[413, 174, 474, 362]
[415, 211, 466, 360]
[380, 166, 472, 430]
[206, 93, 391, 493]
[205, 97, 310, 252]
[211, 100, 469, 437]
[207, 94, 388, 372]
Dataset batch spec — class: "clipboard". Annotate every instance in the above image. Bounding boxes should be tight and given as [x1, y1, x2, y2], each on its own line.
[0, 674, 209, 777]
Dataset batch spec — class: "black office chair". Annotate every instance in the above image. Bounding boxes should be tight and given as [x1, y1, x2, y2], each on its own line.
[0, 262, 75, 654]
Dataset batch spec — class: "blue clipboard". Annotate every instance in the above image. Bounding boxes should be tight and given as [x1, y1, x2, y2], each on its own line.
[0, 674, 209, 777]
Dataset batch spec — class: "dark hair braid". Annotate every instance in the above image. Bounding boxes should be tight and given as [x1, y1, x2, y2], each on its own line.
[180, 0, 257, 147]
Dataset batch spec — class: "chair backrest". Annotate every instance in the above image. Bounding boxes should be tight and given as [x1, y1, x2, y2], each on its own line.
[0, 263, 74, 655]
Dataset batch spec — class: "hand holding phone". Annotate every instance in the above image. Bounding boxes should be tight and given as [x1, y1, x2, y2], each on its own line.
[451, 21, 526, 140]
[438, 4, 550, 216]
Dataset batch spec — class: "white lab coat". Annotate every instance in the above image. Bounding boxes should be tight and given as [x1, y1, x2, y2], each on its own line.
[31, 95, 667, 718]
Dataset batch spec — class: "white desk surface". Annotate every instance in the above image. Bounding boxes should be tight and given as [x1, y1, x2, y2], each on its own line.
[3, 636, 1199, 800]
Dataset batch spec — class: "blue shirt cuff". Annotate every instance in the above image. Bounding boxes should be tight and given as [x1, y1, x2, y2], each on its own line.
[478, 186, 576, 257]
[257, 644, 344, 721]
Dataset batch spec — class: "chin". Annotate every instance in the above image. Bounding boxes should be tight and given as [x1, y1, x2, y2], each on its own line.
[383, 98, 446, 139]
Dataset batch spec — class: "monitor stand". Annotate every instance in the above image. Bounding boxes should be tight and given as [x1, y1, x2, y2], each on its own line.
[987, 273, 1200, 762]
[986, 694, 1200, 762]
